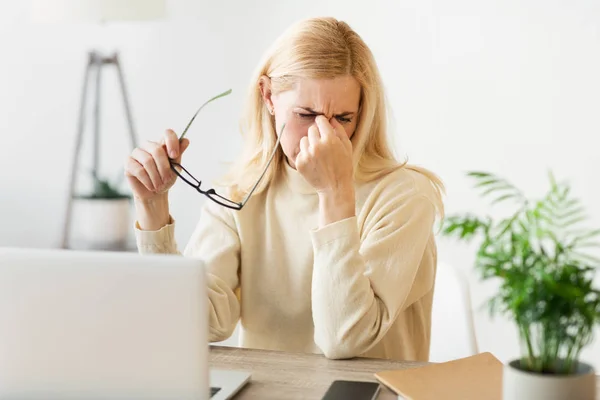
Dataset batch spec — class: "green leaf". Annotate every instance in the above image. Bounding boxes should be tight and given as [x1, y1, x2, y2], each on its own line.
[467, 171, 525, 201]
[572, 241, 600, 250]
[572, 252, 600, 265]
[548, 170, 558, 190]
[559, 216, 587, 230]
[467, 171, 494, 178]
[568, 228, 600, 238]
[491, 193, 521, 205]
[474, 178, 502, 188]
[479, 184, 513, 197]
[560, 186, 572, 202]
[555, 207, 586, 222]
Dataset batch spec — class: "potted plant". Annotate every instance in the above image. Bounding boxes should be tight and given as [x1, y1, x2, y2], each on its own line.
[440, 171, 600, 400]
[73, 171, 132, 251]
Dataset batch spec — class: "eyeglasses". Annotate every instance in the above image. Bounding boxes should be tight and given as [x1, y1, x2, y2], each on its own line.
[169, 89, 285, 210]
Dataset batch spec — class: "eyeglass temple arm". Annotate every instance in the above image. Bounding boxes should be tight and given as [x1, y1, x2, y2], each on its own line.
[239, 123, 285, 207]
[179, 88, 233, 140]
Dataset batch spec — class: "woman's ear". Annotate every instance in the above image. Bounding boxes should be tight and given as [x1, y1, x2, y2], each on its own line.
[259, 75, 275, 115]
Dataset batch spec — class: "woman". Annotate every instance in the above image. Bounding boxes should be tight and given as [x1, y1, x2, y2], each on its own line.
[125, 16, 444, 362]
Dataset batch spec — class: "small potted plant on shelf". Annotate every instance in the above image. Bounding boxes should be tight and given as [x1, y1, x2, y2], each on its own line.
[74, 171, 132, 251]
[440, 171, 600, 400]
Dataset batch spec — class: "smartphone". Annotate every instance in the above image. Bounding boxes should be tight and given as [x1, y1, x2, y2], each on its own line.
[321, 380, 381, 400]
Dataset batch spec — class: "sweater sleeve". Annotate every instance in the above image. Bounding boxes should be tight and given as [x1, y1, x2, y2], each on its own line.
[310, 189, 436, 359]
[134, 201, 241, 343]
[135, 217, 180, 255]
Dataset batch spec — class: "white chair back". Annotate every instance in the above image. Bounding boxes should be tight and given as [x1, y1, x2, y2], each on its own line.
[429, 261, 479, 362]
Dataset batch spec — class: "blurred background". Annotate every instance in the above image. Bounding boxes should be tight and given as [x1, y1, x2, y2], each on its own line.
[1, 0, 599, 367]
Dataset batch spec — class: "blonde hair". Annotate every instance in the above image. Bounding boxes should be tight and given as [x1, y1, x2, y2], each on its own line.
[221, 17, 444, 217]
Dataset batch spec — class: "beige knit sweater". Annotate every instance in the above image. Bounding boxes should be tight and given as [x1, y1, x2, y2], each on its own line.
[135, 161, 439, 361]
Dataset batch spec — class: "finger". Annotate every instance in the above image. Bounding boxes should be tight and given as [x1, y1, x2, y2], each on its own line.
[164, 129, 180, 159]
[295, 146, 308, 172]
[329, 118, 347, 140]
[141, 140, 171, 184]
[131, 148, 161, 190]
[330, 118, 352, 151]
[315, 115, 335, 141]
[343, 136, 353, 153]
[299, 136, 309, 155]
[308, 124, 320, 148]
[175, 138, 190, 164]
[125, 157, 154, 192]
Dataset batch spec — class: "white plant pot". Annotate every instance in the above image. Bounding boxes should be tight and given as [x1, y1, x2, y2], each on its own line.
[73, 197, 131, 251]
[503, 359, 596, 400]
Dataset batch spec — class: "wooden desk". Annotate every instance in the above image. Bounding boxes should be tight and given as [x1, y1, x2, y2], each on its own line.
[209, 345, 426, 399]
[210, 346, 600, 400]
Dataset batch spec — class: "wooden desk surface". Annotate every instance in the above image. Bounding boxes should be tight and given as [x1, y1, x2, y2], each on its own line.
[209, 345, 426, 399]
[211, 346, 600, 400]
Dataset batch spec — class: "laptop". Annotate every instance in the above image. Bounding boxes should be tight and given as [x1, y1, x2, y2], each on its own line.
[0, 247, 250, 400]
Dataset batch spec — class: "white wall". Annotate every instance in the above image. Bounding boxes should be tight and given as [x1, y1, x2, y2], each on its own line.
[2, 0, 600, 366]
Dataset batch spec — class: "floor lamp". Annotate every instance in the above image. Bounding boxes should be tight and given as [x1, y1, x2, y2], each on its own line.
[30, 0, 166, 249]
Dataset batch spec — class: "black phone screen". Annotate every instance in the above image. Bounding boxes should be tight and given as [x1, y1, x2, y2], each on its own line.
[321, 380, 381, 400]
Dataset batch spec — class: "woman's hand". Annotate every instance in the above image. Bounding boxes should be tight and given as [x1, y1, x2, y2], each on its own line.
[125, 129, 190, 231]
[296, 115, 356, 227]
[295, 115, 354, 194]
[124, 129, 190, 202]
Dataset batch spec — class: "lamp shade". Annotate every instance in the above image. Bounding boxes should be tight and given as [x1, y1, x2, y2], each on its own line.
[30, 0, 166, 23]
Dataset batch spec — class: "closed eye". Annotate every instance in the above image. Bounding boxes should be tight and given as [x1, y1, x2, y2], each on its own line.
[296, 113, 352, 124]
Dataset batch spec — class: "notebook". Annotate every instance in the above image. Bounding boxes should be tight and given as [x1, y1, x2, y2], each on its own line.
[375, 352, 503, 400]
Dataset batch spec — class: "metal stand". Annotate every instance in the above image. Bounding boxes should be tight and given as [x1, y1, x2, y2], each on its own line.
[61, 51, 139, 249]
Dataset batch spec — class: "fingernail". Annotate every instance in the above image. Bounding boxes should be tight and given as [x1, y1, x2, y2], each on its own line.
[170, 150, 177, 158]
